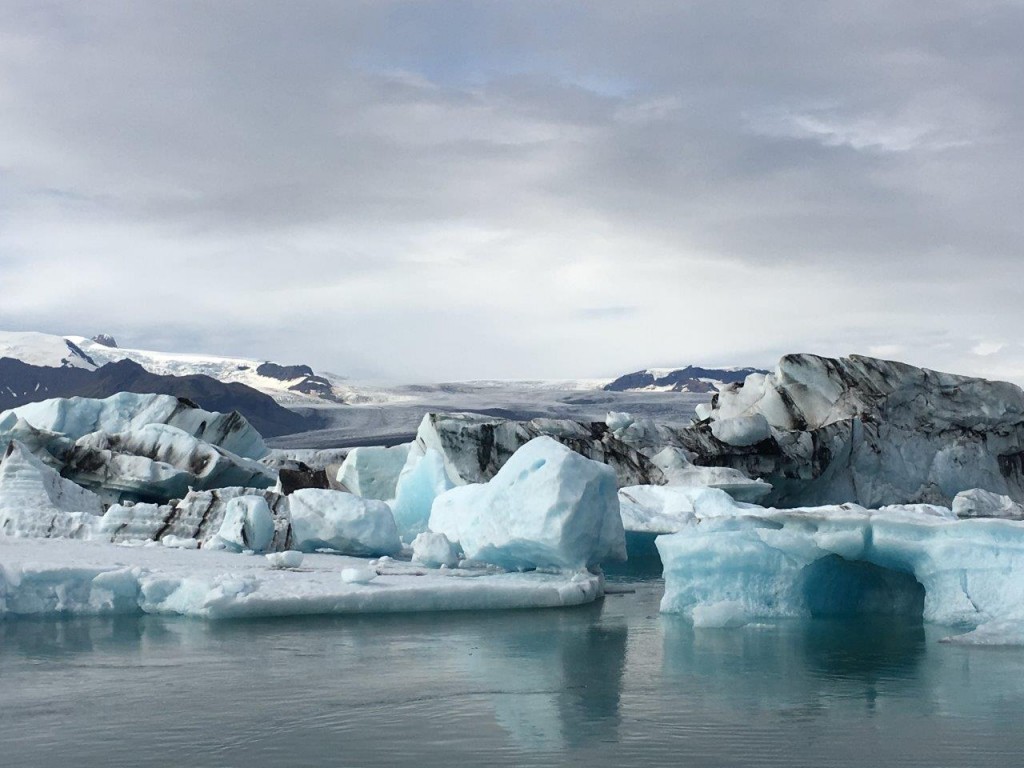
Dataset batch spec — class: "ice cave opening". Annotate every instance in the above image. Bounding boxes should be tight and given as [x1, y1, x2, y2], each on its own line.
[800, 555, 926, 619]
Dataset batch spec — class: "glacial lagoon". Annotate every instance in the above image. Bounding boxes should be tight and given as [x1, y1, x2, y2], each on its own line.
[3, 576, 1024, 768]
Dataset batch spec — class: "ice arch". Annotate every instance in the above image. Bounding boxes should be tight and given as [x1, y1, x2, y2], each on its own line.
[799, 555, 925, 618]
[656, 502, 1024, 633]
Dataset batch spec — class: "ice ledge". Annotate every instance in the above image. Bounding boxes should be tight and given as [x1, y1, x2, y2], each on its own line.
[0, 537, 602, 620]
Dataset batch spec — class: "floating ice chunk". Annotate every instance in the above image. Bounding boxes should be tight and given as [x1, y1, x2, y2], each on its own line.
[288, 489, 401, 557]
[618, 485, 697, 534]
[411, 531, 462, 568]
[605, 411, 634, 432]
[0, 440, 103, 538]
[657, 499, 1024, 638]
[709, 414, 771, 447]
[266, 550, 304, 569]
[941, 619, 1024, 646]
[952, 488, 1024, 520]
[692, 600, 749, 628]
[341, 567, 377, 584]
[648, 447, 772, 502]
[160, 535, 199, 549]
[209, 496, 275, 553]
[391, 448, 455, 542]
[336, 444, 411, 499]
[429, 436, 626, 571]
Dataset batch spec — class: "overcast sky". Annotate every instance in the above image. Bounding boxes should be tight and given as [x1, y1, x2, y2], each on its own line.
[1, 2, 1022, 382]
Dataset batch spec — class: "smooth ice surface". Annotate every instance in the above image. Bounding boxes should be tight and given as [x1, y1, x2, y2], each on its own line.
[336, 444, 410, 499]
[0, 536, 602, 619]
[709, 415, 771, 447]
[287, 489, 402, 557]
[657, 493, 1024, 642]
[391, 447, 455, 542]
[430, 436, 626, 571]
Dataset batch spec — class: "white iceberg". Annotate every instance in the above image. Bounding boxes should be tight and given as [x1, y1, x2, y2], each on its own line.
[410, 531, 462, 568]
[288, 489, 401, 557]
[952, 488, 1024, 520]
[429, 436, 626, 571]
[336, 444, 411, 499]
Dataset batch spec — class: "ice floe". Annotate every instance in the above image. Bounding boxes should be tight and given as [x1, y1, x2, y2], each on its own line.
[0, 537, 603, 619]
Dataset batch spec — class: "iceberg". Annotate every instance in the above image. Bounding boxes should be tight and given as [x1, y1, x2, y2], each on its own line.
[100, 487, 292, 550]
[656, 493, 1024, 639]
[67, 423, 275, 501]
[684, 354, 1024, 508]
[336, 444, 410, 499]
[391, 447, 455, 542]
[0, 393, 274, 504]
[410, 531, 462, 568]
[1, 392, 268, 459]
[288, 489, 401, 557]
[208, 496, 276, 553]
[952, 488, 1024, 520]
[0, 440, 104, 538]
[414, 412, 666, 488]
[429, 436, 626, 571]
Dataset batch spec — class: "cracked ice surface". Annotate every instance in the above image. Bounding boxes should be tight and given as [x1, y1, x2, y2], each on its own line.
[0, 537, 602, 620]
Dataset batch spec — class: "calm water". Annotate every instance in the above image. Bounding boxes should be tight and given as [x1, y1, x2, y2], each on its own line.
[3, 578, 1024, 768]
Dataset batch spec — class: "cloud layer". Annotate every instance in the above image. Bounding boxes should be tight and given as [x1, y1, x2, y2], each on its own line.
[2, 1, 1022, 381]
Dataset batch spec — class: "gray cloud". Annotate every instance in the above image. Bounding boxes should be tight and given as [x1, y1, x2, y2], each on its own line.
[1, 1, 1022, 381]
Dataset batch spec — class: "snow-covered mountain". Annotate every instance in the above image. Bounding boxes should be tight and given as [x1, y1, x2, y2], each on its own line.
[0, 331, 346, 405]
[604, 366, 768, 393]
[66, 335, 345, 404]
[0, 331, 98, 369]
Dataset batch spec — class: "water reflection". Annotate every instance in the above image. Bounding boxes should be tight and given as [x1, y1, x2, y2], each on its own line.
[5, 588, 1024, 768]
[1, 603, 628, 762]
